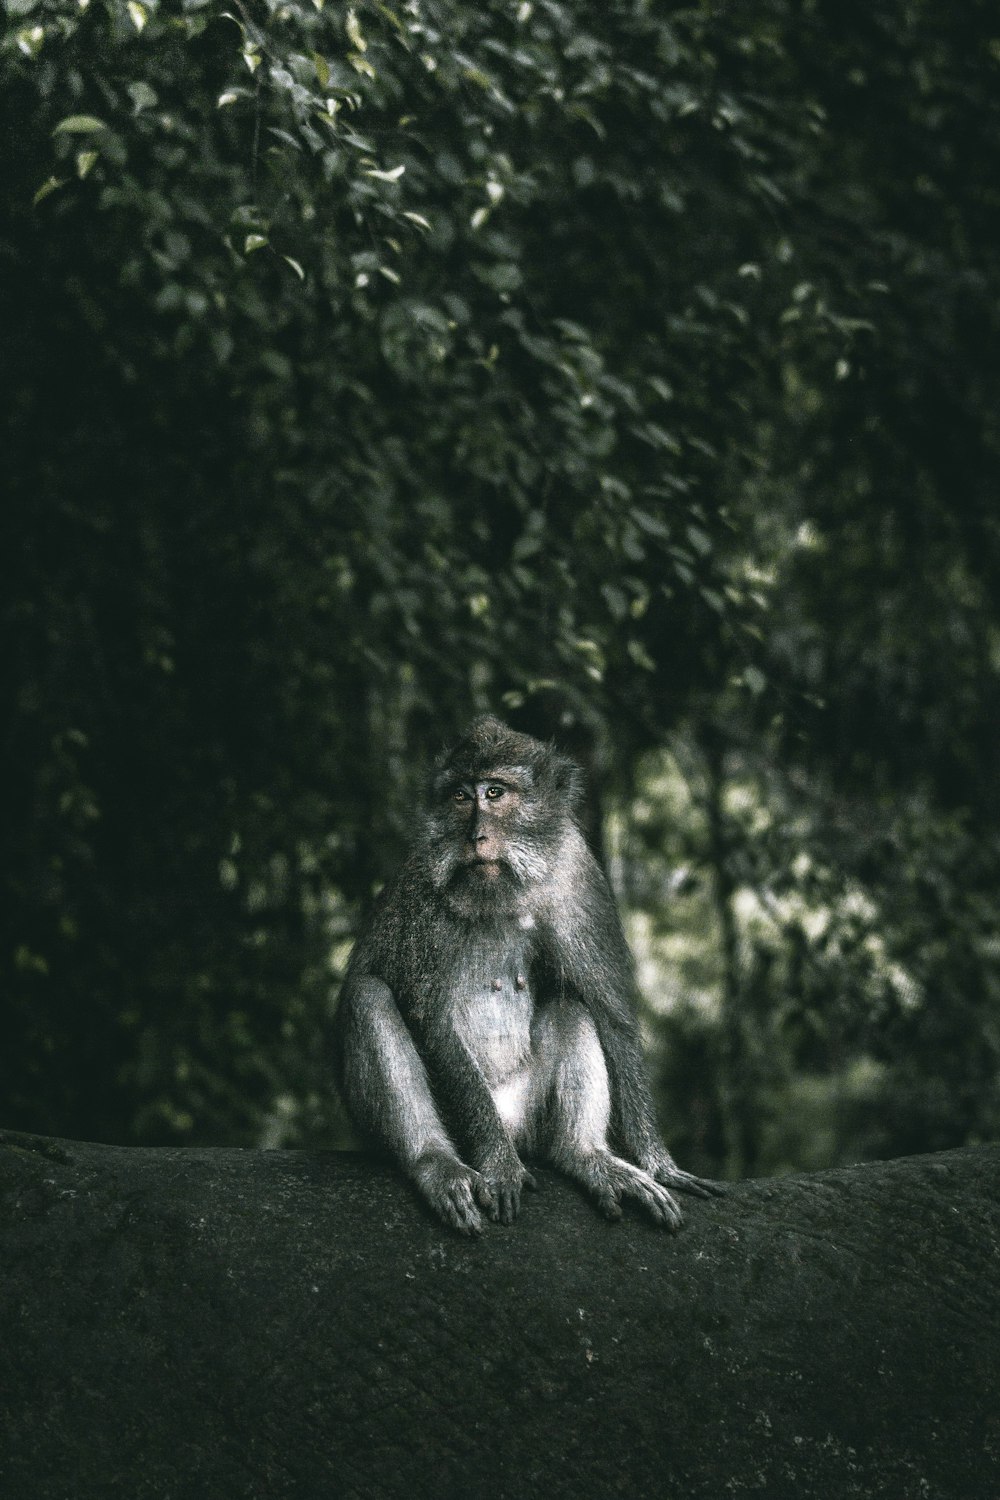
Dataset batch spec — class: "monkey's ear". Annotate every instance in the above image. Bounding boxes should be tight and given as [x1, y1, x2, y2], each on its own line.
[549, 749, 585, 811]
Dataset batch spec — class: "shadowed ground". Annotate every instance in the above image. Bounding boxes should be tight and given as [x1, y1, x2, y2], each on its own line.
[1, 1130, 998, 1499]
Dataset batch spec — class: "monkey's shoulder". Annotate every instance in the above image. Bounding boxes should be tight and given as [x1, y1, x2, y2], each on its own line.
[347, 859, 466, 991]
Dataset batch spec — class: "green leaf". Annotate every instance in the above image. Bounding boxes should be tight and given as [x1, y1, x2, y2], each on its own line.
[363, 164, 405, 182]
[627, 640, 656, 672]
[128, 81, 158, 113]
[601, 584, 629, 620]
[473, 261, 522, 294]
[53, 115, 109, 135]
[14, 946, 49, 977]
[16, 23, 45, 55]
[32, 175, 66, 206]
[346, 8, 366, 51]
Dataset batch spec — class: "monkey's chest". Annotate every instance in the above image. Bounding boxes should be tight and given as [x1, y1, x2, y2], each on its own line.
[454, 977, 535, 1086]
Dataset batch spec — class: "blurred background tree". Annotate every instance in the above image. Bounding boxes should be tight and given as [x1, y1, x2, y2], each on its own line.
[2, 0, 998, 1176]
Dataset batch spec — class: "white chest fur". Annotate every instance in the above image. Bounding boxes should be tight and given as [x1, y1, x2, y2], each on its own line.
[454, 975, 534, 1085]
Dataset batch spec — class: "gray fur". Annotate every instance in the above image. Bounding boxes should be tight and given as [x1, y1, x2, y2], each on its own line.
[332, 715, 723, 1234]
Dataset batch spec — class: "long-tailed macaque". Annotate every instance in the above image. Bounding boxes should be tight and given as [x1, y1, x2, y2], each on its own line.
[333, 716, 722, 1234]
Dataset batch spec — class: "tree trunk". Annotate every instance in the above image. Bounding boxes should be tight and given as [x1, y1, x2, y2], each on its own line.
[2, 1130, 998, 1499]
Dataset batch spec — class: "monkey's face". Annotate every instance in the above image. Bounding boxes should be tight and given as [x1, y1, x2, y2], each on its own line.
[451, 779, 521, 880]
[424, 719, 582, 918]
[426, 769, 555, 915]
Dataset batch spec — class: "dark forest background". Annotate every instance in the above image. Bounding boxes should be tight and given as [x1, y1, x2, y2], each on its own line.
[3, 0, 999, 1180]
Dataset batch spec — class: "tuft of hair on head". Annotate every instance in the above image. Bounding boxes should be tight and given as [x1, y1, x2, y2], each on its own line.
[433, 714, 584, 811]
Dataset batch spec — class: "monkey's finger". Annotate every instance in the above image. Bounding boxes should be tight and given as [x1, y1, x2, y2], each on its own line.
[595, 1188, 623, 1221]
[649, 1199, 682, 1231]
[498, 1187, 521, 1225]
[700, 1177, 728, 1197]
[522, 1169, 539, 1192]
[627, 1176, 683, 1230]
[651, 1194, 683, 1232]
[445, 1197, 483, 1236]
[661, 1169, 726, 1199]
[473, 1177, 495, 1212]
[482, 1180, 507, 1223]
[443, 1176, 488, 1235]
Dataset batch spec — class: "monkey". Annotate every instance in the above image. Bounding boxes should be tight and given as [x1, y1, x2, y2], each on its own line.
[332, 715, 723, 1235]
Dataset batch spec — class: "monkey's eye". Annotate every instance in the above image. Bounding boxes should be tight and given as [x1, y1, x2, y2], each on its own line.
[452, 788, 470, 803]
[485, 784, 505, 800]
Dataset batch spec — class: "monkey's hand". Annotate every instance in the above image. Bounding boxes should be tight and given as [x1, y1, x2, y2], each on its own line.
[478, 1146, 538, 1227]
[412, 1149, 495, 1236]
[644, 1150, 727, 1200]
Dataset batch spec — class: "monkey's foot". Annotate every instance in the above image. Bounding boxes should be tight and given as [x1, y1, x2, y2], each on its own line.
[648, 1156, 728, 1199]
[412, 1150, 494, 1236]
[570, 1152, 683, 1231]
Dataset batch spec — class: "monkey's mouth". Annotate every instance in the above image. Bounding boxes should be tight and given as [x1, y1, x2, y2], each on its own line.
[462, 857, 508, 879]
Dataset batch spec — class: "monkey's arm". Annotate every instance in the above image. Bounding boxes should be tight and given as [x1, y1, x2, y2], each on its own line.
[339, 876, 536, 1225]
[409, 1011, 537, 1225]
[333, 970, 499, 1234]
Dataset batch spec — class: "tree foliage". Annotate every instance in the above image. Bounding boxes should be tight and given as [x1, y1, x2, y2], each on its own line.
[2, 0, 999, 1166]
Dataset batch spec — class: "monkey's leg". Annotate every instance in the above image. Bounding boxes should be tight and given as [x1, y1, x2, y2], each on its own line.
[583, 1012, 726, 1200]
[536, 1003, 684, 1231]
[339, 976, 494, 1235]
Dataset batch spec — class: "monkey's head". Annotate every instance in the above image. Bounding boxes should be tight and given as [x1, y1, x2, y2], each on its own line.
[423, 716, 584, 917]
